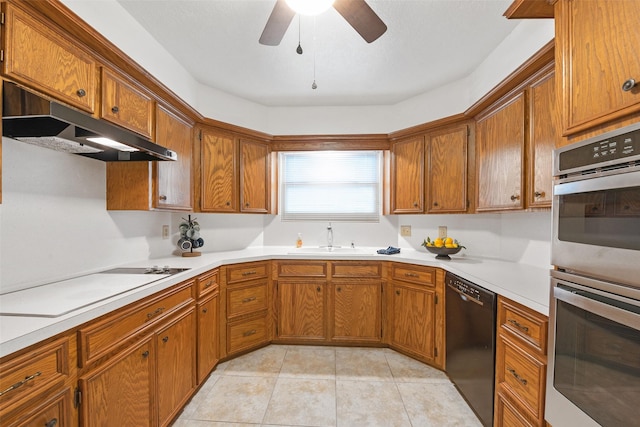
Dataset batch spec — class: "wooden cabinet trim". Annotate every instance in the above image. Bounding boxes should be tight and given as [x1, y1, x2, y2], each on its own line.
[276, 261, 328, 278]
[330, 261, 382, 278]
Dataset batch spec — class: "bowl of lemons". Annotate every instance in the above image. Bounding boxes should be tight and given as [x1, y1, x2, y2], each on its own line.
[421, 236, 465, 260]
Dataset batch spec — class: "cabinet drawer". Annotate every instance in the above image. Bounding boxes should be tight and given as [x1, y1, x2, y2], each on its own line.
[331, 261, 381, 278]
[390, 264, 435, 286]
[495, 390, 536, 427]
[497, 336, 545, 421]
[78, 281, 194, 367]
[227, 282, 268, 319]
[227, 315, 268, 354]
[0, 337, 70, 409]
[196, 269, 218, 298]
[226, 262, 269, 284]
[499, 298, 548, 354]
[277, 261, 327, 278]
[0, 386, 72, 427]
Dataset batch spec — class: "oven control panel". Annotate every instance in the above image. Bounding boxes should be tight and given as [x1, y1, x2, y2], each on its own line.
[556, 122, 640, 175]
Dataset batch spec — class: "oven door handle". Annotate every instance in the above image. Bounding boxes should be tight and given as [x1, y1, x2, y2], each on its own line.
[554, 169, 640, 195]
[554, 285, 640, 331]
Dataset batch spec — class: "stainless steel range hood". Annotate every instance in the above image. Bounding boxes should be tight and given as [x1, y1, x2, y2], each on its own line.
[2, 82, 177, 161]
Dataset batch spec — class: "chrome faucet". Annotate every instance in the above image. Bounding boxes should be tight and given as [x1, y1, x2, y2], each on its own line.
[327, 222, 333, 249]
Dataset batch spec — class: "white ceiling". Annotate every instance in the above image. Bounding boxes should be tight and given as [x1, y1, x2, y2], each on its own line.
[116, 0, 520, 107]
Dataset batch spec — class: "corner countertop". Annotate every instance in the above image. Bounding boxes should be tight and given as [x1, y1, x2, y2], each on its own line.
[0, 247, 551, 358]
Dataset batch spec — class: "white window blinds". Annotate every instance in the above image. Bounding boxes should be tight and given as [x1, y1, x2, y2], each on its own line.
[280, 151, 382, 222]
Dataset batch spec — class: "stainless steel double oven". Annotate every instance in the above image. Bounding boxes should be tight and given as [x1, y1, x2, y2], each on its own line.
[547, 122, 640, 427]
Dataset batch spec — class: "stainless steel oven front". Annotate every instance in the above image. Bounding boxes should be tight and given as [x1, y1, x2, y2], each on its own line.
[548, 122, 640, 426]
[552, 122, 640, 288]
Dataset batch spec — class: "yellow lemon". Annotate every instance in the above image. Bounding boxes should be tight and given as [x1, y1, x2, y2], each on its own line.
[434, 238, 444, 247]
[445, 237, 453, 245]
[452, 243, 459, 248]
[445, 243, 455, 248]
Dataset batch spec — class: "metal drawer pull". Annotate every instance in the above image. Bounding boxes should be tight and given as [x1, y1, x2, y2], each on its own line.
[242, 270, 257, 276]
[204, 280, 213, 288]
[243, 329, 257, 337]
[534, 191, 545, 198]
[45, 418, 58, 427]
[507, 319, 529, 333]
[76, 88, 86, 97]
[202, 308, 208, 313]
[510, 194, 520, 201]
[147, 307, 165, 319]
[242, 296, 257, 303]
[0, 371, 42, 396]
[142, 350, 150, 358]
[162, 336, 169, 343]
[111, 106, 119, 113]
[622, 78, 636, 91]
[507, 368, 528, 385]
[404, 272, 419, 278]
[396, 290, 401, 295]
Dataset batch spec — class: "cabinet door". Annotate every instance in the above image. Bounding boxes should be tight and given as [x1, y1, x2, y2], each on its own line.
[200, 128, 238, 212]
[101, 68, 154, 138]
[557, 0, 640, 134]
[528, 67, 557, 208]
[426, 125, 468, 213]
[156, 308, 196, 427]
[153, 105, 193, 210]
[240, 139, 270, 213]
[197, 293, 219, 384]
[391, 136, 424, 213]
[277, 281, 326, 341]
[80, 337, 154, 427]
[3, 4, 96, 113]
[331, 281, 382, 343]
[476, 91, 525, 211]
[390, 282, 436, 360]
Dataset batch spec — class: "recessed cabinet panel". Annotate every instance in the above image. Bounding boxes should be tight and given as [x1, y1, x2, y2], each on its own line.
[427, 125, 468, 213]
[240, 139, 270, 213]
[101, 68, 154, 138]
[277, 281, 326, 341]
[200, 128, 238, 212]
[391, 136, 424, 213]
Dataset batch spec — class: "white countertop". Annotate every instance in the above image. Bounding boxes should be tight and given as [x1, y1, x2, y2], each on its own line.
[0, 247, 551, 358]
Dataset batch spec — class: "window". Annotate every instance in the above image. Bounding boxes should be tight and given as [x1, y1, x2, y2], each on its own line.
[280, 151, 382, 221]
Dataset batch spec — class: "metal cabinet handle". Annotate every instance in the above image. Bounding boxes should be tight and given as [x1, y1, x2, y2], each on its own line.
[433, 202, 439, 207]
[507, 319, 529, 333]
[245, 202, 250, 207]
[242, 296, 257, 303]
[534, 191, 545, 198]
[337, 287, 342, 292]
[76, 88, 86, 97]
[413, 202, 418, 207]
[204, 280, 213, 288]
[241, 270, 257, 277]
[622, 78, 637, 92]
[395, 290, 401, 295]
[317, 286, 321, 292]
[147, 307, 165, 320]
[507, 367, 528, 385]
[111, 106, 119, 113]
[243, 329, 257, 337]
[226, 201, 231, 206]
[159, 195, 167, 201]
[142, 351, 150, 358]
[45, 418, 58, 427]
[404, 272, 419, 278]
[202, 308, 208, 313]
[162, 336, 169, 343]
[0, 371, 42, 396]
[510, 194, 520, 201]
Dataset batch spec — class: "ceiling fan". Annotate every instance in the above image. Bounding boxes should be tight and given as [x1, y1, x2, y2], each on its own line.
[259, 0, 387, 46]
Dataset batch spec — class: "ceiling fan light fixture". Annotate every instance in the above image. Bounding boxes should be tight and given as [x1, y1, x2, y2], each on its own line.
[285, 0, 335, 16]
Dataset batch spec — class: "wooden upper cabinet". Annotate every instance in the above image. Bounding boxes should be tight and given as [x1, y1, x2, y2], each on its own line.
[199, 126, 238, 212]
[101, 68, 154, 139]
[2, 3, 97, 113]
[556, 0, 640, 134]
[476, 90, 526, 211]
[240, 139, 270, 213]
[426, 124, 469, 213]
[528, 65, 558, 208]
[153, 105, 193, 210]
[391, 135, 424, 213]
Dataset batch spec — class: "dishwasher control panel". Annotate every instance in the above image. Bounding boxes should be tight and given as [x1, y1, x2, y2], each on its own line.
[449, 278, 482, 301]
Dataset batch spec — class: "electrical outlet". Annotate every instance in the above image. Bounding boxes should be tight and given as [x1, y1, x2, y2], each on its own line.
[162, 225, 170, 239]
[400, 225, 411, 237]
[438, 226, 447, 239]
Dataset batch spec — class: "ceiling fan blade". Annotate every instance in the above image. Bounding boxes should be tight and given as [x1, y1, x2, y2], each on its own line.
[333, 0, 387, 43]
[259, 0, 296, 46]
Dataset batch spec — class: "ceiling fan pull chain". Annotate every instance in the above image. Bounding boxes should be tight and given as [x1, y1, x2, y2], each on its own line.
[296, 15, 303, 55]
[312, 16, 318, 89]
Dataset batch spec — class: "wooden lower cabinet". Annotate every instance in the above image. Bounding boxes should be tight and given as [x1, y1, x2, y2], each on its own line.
[197, 292, 219, 384]
[80, 336, 154, 427]
[277, 281, 326, 341]
[331, 281, 382, 343]
[0, 387, 74, 427]
[156, 307, 196, 427]
[494, 296, 548, 427]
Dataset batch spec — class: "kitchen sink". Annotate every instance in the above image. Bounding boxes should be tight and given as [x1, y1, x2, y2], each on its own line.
[287, 247, 374, 255]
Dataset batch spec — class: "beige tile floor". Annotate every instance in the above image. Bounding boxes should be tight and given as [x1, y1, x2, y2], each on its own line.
[174, 345, 483, 427]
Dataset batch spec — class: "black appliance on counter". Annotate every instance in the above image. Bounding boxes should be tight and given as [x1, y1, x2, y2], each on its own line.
[445, 272, 497, 427]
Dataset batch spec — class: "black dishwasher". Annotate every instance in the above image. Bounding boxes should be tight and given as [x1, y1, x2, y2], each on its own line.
[445, 272, 497, 427]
